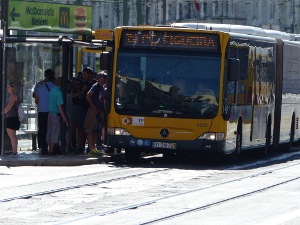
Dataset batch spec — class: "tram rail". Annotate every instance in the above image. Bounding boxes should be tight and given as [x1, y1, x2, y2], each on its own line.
[54, 160, 300, 224]
[0, 168, 171, 203]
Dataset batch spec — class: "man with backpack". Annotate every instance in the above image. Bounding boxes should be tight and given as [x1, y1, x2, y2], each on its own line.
[34, 72, 56, 154]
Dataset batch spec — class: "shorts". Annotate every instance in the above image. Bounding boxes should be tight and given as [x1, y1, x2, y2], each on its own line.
[6, 116, 20, 130]
[46, 113, 61, 144]
[84, 107, 97, 133]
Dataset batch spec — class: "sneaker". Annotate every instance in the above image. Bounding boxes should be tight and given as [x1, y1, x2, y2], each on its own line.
[88, 148, 102, 156]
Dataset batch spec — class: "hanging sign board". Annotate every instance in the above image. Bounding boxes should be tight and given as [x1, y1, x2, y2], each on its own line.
[8, 1, 92, 34]
[95, 29, 113, 40]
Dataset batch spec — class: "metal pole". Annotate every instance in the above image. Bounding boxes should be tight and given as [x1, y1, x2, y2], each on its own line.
[123, 0, 128, 26]
[1, 0, 8, 156]
[1, 21, 7, 156]
[61, 43, 70, 154]
[74, 0, 82, 77]
[162, 0, 166, 25]
[136, 0, 142, 26]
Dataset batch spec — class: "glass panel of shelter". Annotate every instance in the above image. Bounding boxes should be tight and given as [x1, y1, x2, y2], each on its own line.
[5, 43, 62, 151]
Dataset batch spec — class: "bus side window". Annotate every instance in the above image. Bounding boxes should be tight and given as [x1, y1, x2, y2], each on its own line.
[228, 58, 240, 81]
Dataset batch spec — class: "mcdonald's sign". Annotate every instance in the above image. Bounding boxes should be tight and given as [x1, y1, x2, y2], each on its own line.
[8, 1, 92, 34]
[59, 7, 70, 28]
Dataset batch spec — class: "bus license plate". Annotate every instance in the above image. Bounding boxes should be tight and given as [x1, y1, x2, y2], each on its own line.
[152, 142, 177, 149]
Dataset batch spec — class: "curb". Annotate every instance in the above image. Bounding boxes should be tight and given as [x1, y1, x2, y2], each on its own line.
[0, 154, 121, 167]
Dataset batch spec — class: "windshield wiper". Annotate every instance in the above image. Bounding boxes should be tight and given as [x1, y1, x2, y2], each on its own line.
[153, 109, 186, 114]
[153, 110, 174, 113]
[153, 108, 205, 117]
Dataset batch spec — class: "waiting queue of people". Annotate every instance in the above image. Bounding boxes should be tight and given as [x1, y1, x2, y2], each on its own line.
[38, 67, 107, 155]
[66, 68, 107, 155]
[3, 67, 107, 158]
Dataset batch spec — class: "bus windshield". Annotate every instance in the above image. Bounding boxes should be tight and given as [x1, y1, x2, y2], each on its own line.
[115, 49, 221, 119]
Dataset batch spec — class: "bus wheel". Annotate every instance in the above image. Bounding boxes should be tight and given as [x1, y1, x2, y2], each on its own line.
[260, 119, 271, 158]
[226, 129, 241, 163]
[125, 149, 141, 163]
[286, 119, 295, 152]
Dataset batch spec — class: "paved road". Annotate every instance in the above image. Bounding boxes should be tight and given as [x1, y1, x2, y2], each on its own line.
[0, 148, 299, 225]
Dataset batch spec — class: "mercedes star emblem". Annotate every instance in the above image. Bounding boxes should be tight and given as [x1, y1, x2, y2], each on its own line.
[160, 128, 169, 138]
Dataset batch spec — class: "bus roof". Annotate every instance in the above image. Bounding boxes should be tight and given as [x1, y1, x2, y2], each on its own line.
[170, 23, 292, 41]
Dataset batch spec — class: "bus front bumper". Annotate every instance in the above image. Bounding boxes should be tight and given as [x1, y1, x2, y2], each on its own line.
[107, 135, 235, 155]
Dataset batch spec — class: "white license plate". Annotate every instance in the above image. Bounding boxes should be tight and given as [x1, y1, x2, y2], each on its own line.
[152, 142, 177, 149]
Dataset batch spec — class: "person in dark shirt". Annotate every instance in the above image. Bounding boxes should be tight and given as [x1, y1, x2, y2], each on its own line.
[85, 72, 107, 153]
[76, 67, 96, 154]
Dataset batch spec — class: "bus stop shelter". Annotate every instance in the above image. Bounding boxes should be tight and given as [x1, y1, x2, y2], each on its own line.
[0, 0, 107, 155]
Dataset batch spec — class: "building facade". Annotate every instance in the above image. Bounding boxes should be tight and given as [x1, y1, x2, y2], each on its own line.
[47, 0, 299, 34]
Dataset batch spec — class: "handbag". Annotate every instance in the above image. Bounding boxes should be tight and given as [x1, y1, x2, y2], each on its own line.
[18, 104, 27, 123]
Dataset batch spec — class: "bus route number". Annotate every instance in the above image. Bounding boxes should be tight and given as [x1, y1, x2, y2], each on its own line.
[132, 117, 145, 126]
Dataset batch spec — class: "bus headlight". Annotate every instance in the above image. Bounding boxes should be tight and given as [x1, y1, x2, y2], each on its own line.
[108, 127, 131, 136]
[198, 133, 224, 140]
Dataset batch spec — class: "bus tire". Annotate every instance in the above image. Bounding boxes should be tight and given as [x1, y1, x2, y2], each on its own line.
[125, 149, 140, 162]
[259, 118, 271, 158]
[280, 117, 295, 152]
[286, 118, 295, 152]
[226, 126, 242, 163]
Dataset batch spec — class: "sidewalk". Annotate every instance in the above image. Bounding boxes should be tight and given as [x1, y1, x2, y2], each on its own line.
[0, 150, 122, 167]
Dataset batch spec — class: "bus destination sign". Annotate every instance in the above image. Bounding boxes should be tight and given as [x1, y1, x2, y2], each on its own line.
[121, 30, 219, 51]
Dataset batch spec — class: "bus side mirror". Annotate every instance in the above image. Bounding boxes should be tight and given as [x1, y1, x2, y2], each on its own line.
[100, 52, 112, 70]
[228, 58, 240, 81]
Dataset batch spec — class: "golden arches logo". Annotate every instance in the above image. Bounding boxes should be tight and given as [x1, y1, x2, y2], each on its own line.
[59, 7, 70, 28]
[60, 11, 69, 27]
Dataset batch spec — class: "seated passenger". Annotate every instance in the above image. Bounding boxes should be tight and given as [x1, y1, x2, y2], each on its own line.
[184, 83, 218, 106]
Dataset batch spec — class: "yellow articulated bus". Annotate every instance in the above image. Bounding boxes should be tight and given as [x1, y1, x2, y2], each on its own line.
[101, 24, 300, 162]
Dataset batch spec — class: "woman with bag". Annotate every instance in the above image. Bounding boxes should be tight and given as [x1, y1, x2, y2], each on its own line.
[4, 81, 20, 158]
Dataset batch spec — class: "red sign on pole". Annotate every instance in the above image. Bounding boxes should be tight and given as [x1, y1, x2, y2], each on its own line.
[194, 0, 200, 12]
